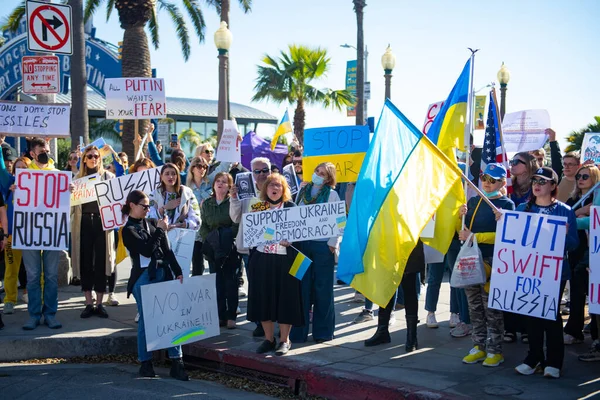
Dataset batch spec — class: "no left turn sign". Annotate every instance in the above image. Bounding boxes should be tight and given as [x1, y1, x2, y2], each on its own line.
[26, 0, 72, 55]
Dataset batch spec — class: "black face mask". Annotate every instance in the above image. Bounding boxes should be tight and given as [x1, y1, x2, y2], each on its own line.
[36, 152, 49, 164]
[267, 196, 283, 205]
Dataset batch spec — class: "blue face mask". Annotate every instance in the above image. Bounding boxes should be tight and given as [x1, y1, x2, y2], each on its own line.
[312, 173, 325, 186]
[484, 190, 501, 198]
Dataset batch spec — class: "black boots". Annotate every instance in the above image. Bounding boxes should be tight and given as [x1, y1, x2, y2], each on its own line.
[405, 315, 419, 352]
[170, 358, 190, 381]
[139, 360, 156, 377]
[364, 325, 391, 347]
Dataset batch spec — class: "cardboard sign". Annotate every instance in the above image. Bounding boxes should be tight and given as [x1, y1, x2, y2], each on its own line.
[104, 78, 166, 120]
[167, 228, 196, 278]
[501, 109, 551, 154]
[13, 169, 71, 250]
[0, 101, 70, 137]
[94, 167, 162, 230]
[488, 211, 567, 320]
[589, 206, 600, 314]
[140, 275, 219, 352]
[282, 164, 299, 195]
[581, 133, 600, 164]
[235, 172, 256, 200]
[242, 201, 346, 248]
[86, 137, 112, 158]
[71, 173, 99, 206]
[216, 120, 241, 163]
[422, 101, 444, 135]
[22, 56, 60, 94]
[302, 125, 370, 183]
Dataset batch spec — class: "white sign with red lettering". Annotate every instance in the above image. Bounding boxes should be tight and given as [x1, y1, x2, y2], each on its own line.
[422, 101, 444, 135]
[22, 56, 60, 94]
[216, 120, 242, 163]
[104, 78, 167, 120]
[589, 206, 600, 314]
[12, 169, 72, 250]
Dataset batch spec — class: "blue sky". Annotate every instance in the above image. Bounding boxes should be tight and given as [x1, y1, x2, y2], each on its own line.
[3, 0, 599, 148]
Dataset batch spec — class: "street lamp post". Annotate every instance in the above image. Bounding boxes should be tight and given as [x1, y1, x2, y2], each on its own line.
[381, 45, 396, 100]
[215, 21, 232, 144]
[497, 62, 510, 121]
[341, 44, 368, 124]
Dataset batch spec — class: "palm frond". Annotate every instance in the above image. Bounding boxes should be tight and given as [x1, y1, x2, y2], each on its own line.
[105, 0, 116, 22]
[84, 0, 102, 23]
[158, 0, 191, 61]
[237, 0, 252, 13]
[1, 2, 25, 33]
[204, 0, 222, 15]
[182, 0, 206, 43]
[147, 5, 159, 49]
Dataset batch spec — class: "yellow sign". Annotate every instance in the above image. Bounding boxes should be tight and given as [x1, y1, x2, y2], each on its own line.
[474, 95, 486, 130]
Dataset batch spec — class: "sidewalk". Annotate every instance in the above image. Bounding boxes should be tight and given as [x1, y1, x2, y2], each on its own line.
[1, 262, 599, 399]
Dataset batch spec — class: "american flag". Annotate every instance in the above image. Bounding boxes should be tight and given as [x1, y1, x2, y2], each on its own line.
[480, 89, 512, 193]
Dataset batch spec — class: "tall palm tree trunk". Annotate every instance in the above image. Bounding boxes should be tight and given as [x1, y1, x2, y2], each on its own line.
[69, 0, 89, 149]
[354, 0, 366, 126]
[293, 99, 305, 145]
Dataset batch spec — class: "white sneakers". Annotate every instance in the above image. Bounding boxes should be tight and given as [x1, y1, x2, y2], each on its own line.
[515, 363, 538, 375]
[426, 313, 438, 328]
[449, 313, 460, 328]
[543, 367, 560, 379]
[105, 293, 119, 306]
[515, 363, 559, 379]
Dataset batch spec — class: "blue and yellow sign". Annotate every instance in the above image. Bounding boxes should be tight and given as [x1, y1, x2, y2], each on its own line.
[345, 60, 357, 117]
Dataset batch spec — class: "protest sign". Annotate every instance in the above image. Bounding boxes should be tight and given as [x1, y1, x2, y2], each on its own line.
[474, 95, 486, 130]
[422, 101, 444, 135]
[242, 201, 346, 248]
[589, 207, 600, 314]
[216, 120, 241, 163]
[71, 173, 99, 206]
[501, 109, 550, 154]
[235, 172, 256, 200]
[488, 210, 566, 320]
[0, 101, 70, 137]
[282, 164, 299, 195]
[167, 228, 195, 278]
[13, 169, 71, 250]
[104, 78, 166, 119]
[140, 274, 219, 352]
[94, 167, 162, 230]
[86, 137, 111, 158]
[581, 133, 600, 164]
[302, 125, 369, 183]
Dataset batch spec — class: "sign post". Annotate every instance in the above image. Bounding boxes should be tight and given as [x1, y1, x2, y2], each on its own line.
[26, 0, 73, 55]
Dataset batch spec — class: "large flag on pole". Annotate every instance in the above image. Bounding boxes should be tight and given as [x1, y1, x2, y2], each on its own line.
[421, 59, 471, 255]
[271, 110, 292, 150]
[337, 100, 463, 307]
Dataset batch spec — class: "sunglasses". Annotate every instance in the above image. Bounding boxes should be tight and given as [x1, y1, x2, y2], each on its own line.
[509, 159, 525, 167]
[204, 149, 214, 155]
[137, 203, 151, 211]
[576, 174, 590, 181]
[531, 178, 553, 186]
[253, 168, 270, 175]
[480, 175, 499, 184]
[69, 156, 78, 161]
[292, 161, 302, 166]
[86, 154, 100, 160]
[194, 164, 208, 170]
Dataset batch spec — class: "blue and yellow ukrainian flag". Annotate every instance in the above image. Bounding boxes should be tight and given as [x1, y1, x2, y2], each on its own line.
[289, 251, 312, 280]
[337, 100, 463, 307]
[421, 59, 470, 256]
[271, 110, 292, 150]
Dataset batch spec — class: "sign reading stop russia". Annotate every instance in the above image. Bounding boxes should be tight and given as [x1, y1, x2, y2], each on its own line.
[26, 0, 73, 55]
[22, 56, 60, 94]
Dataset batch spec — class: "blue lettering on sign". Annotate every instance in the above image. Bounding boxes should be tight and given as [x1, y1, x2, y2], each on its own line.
[0, 33, 121, 100]
[303, 125, 370, 157]
[501, 212, 519, 244]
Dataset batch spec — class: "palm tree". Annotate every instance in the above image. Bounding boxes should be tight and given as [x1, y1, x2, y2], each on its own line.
[353, 0, 366, 126]
[565, 116, 600, 153]
[178, 128, 203, 156]
[252, 45, 355, 145]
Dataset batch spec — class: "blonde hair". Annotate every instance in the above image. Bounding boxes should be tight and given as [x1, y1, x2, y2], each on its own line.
[570, 165, 600, 200]
[194, 142, 214, 159]
[260, 173, 292, 203]
[76, 146, 104, 179]
[315, 162, 337, 188]
[12, 157, 31, 175]
[186, 156, 210, 186]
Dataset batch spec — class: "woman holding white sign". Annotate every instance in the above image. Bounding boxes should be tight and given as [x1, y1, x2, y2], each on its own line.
[514, 167, 579, 379]
[71, 146, 116, 319]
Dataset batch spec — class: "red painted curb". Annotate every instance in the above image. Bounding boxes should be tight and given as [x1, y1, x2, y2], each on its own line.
[184, 342, 465, 400]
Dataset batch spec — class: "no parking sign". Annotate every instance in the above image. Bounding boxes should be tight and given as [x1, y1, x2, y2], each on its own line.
[26, 0, 72, 55]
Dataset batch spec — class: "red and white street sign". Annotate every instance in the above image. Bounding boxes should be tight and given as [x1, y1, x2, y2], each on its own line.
[26, 0, 72, 55]
[22, 56, 60, 94]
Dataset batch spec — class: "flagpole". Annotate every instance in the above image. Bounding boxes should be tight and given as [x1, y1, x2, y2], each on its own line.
[492, 87, 510, 173]
[462, 49, 478, 226]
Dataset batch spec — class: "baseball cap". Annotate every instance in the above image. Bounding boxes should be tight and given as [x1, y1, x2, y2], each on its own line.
[482, 163, 507, 180]
[532, 167, 559, 183]
[2, 147, 16, 162]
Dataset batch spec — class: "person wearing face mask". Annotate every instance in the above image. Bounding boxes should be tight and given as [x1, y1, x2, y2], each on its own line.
[456, 163, 515, 367]
[289, 162, 341, 344]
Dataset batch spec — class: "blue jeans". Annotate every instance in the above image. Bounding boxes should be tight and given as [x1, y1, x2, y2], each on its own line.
[22, 250, 60, 321]
[425, 258, 462, 314]
[447, 240, 470, 324]
[132, 268, 182, 362]
[290, 241, 335, 342]
[365, 273, 421, 311]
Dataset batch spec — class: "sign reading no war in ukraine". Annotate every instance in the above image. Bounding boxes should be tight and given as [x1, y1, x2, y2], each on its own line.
[242, 201, 347, 248]
[302, 125, 369, 183]
[488, 211, 567, 320]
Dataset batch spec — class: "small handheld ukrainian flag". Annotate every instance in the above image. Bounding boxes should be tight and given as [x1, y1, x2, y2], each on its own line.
[289, 250, 312, 280]
[271, 110, 292, 150]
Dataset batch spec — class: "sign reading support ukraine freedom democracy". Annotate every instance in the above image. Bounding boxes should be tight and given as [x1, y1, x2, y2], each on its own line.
[488, 211, 566, 320]
[302, 125, 369, 183]
[242, 201, 346, 248]
[589, 207, 600, 314]
[141, 275, 219, 351]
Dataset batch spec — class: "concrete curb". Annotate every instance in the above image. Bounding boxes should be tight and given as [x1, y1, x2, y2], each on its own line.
[184, 342, 465, 400]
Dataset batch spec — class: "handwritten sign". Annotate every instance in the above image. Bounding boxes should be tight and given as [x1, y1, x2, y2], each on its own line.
[581, 133, 600, 164]
[104, 78, 166, 120]
[488, 211, 566, 320]
[71, 173, 99, 206]
[13, 169, 71, 250]
[589, 207, 600, 314]
[0, 100, 70, 137]
[140, 275, 219, 352]
[501, 109, 551, 154]
[216, 120, 241, 163]
[302, 125, 370, 183]
[94, 167, 162, 230]
[242, 201, 346, 248]
[167, 228, 196, 278]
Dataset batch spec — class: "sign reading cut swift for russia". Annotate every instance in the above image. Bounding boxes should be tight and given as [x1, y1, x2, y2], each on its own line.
[104, 78, 166, 120]
[302, 125, 369, 183]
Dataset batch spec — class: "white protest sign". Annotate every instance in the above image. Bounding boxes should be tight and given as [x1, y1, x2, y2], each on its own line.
[0, 101, 70, 137]
[71, 173, 99, 206]
[422, 101, 444, 135]
[501, 109, 551, 154]
[13, 169, 71, 250]
[282, 164, 299, 195]
[141, 274, 219, 352]
[242, 201, 346, 248]
[589, 206, 600, 314]
[94, 167, 162, 230]
[104, 78, 166, 120]
[167, 228, 196, 278]
[216, 120, 241, 163]
[581, 133, 600, 164]
[488, 210, 566, 320]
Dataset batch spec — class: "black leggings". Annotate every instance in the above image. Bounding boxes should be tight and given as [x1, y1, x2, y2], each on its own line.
[192, 241, 205, 276]
[216, 250, 240, 321]
[378, 271, 418, 324]
[80, 214, 107, 292]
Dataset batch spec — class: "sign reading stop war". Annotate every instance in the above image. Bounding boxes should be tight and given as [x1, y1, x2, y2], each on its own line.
[242, 201, 346, 248]
[589, 207, 600, 314]
[0, 101, 70, 137]
[302, 125, 369, 183]
[95, 167, 162, 230]
[488, 211, 567, 320]
[104, 78, 166, 120]
[13, 169, 71, 250]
